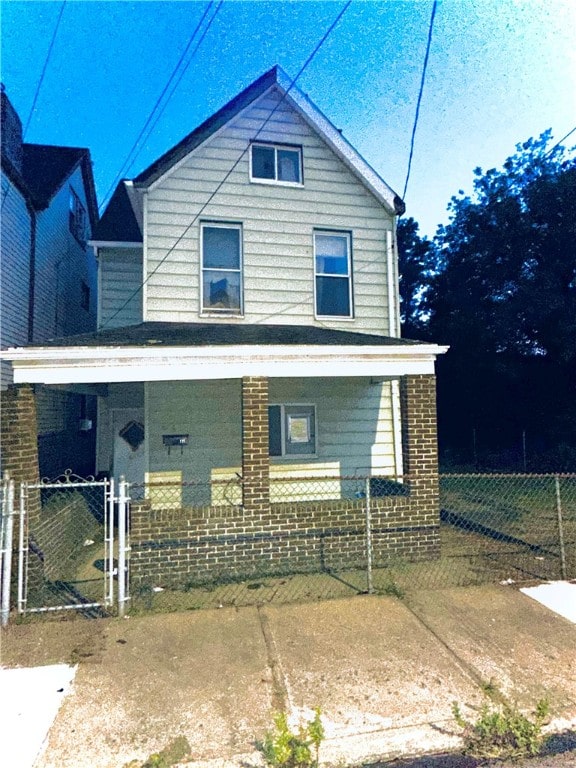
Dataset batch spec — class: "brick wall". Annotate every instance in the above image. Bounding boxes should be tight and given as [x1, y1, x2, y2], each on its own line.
[128, 372, 441, 588]
[0, 384, 41, 515]
[241, 376, 270, 513]
[0, 383, 43, 596]
[401, 374, 440, 528]
[129, 491, 439, 588]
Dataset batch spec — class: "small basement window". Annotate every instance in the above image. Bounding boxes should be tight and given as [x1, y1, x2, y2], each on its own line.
[269, 404, 316, 457]
[250, 143, 302, 185]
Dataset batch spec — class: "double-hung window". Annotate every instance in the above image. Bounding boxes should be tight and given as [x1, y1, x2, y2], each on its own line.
[69, 188, 87, 246]
[314, 230, 353, 318]
[269, 404, 316, 457]
[250, 143, 302, 185]
[201, 222, 243, 314]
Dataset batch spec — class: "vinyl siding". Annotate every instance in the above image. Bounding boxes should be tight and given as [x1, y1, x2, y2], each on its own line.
[145, 377, 396, 485]
[144, 88, 396, 334]
[0, 173, 31, 388]
[98, 247, 143, 329]
[33, 166, 97, 342]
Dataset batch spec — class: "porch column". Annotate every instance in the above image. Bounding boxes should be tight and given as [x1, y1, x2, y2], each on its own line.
[0, 383, 43, 600]
[0, 383, 41, 497]
[401, 374, 440, 526]
[241, 376, 270, 513]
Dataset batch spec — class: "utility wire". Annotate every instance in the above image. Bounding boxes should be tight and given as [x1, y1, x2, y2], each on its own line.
[545, 126, 576, 157]
[23, 0, 67, 139]
[402, 0, 437, 202]
[2, 0, 66, 211]
[102, 0, 352, 329]
[118, 0, 224, 190]
[99, 1, 219, 212]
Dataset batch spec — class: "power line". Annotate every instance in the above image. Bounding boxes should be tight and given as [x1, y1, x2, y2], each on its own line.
[99, 1, 219, 212]
[402, 0, 437, 202]
[545, 126, 576, 157]
[2, 0, 67, 211]
[23, 0, 67, 139]
[102, 0, 352, 329]
[119, 0, 224, 188]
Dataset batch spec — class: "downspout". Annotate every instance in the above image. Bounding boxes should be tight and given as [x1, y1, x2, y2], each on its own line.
[388, 224, 404, 479]
[27, 208, 37, 342]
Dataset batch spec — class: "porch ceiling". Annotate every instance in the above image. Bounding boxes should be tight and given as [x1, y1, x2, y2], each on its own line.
[2, 322, 448, 385]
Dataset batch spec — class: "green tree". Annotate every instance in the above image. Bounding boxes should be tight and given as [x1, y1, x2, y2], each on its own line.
[420, 131, 576, 467]
[396, 217, 437, 339]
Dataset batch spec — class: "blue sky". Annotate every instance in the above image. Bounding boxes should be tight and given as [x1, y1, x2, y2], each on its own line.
[2, 0, 574, 237]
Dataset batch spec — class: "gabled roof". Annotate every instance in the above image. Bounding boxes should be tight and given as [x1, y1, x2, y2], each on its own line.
[131, 65, 404, 216]
[21, 144, 99, 228]
[91, 181, 143, 243]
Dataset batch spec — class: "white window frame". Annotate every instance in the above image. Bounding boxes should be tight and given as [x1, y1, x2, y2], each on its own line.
[69, 187, 87, 246]
[249, 142, 303, 186]
[313, 230, 353, 319]
[200, 221, 243, 315]
[269, 403, 317, 458]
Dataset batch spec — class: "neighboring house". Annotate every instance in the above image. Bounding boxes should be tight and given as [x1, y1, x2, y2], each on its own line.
[2, 67, 447, 585]
[0, 86, 98, 477]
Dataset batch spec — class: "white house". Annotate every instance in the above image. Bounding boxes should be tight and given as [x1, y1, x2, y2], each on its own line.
[2, 68, 447, 583]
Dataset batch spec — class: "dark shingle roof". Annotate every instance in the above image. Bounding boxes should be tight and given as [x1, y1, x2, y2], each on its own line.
[23, 145, 83, 205]
[19, 144, 99, 228]
[42, 321, 421, 348]
[134, 67, 280, 188]
[92, 181, 143, 242]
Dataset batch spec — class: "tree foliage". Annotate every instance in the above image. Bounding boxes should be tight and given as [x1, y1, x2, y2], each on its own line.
[398, 131, 576, 468]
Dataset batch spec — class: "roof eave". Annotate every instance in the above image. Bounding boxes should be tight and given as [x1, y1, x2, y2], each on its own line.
[3, 342, 448, 384]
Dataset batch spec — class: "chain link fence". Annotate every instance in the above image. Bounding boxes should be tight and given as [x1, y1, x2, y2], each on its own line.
[18, 475, 114, 616]
[4, 472, 573, 620]
[127, 472, 576, 616]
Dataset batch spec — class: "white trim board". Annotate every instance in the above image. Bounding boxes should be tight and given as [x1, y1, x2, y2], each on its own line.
[3, 343, 448, 385]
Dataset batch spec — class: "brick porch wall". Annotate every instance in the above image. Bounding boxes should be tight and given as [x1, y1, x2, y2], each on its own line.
[129, 494, 438, 587]
[129, 373, 442, 587]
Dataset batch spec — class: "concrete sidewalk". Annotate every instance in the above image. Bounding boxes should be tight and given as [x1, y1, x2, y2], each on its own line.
[1, 585, 575, 767]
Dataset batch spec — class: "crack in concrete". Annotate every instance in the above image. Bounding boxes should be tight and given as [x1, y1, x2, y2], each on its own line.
[257, 606, 290, 712]
[402, 597, 508, 705]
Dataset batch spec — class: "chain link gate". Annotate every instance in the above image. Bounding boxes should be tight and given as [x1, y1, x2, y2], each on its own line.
[17, 473, 117, 616]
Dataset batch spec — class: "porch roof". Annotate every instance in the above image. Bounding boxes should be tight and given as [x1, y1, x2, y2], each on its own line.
[2, 322, 448, 384]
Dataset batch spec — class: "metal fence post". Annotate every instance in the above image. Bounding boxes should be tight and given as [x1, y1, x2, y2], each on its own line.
[105, 477, 115, 607]
[555, 475, 567, 580]
[117, 476, 128, 617]
[365, 476, 373, 594]
[1, 473, 14, 627]
[17, 482, 26, 614]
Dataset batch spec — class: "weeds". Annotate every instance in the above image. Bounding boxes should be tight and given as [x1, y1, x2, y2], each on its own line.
[452, 698, 550, 760]
[122, 735, 191, 768]
[377, 581, 405, 599]
[259, 708, 324, 768]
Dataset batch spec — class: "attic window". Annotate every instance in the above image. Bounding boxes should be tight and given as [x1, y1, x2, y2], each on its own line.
[69, 188, 87, 246]
[250, 143, 302, 185]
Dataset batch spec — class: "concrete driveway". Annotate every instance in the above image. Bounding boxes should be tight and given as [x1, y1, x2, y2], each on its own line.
[1, 585, 575, 767]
